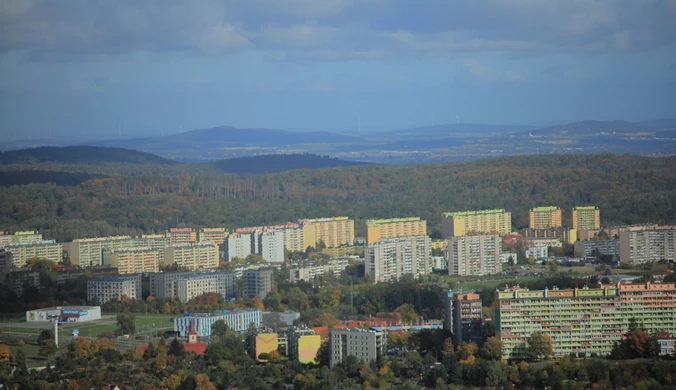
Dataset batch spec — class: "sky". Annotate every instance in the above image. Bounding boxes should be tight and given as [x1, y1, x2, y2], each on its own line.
[1, 0, 676, 139]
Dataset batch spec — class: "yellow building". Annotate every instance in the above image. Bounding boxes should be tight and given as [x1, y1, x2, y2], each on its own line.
[169, 228, 197, 245]
[103, 248, 160, 274]
[529, 206, 562, 229]
[441, 209, 511, 238]
[301, 217, 354, 249]
[198, 227, 227, 245]
[163, 242, 219, 270]
[572, 206, 600, 230]
[6, 241, 63, 267]
[366, 217, 427, 244]
[249, 332, 279, 362]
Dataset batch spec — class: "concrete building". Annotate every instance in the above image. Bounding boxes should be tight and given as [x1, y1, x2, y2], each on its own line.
[446, 235, 500, 276]
[300, 217, 354, 249]
[522, 237, 563, 248]
[529, 206, 563, 229]
[366, 217, 427, 245]
[248, 331, 279, 362]
[288, 258, 350, 283]
[173, 309, 262, 336]
[521, 227, 577, 245]
[131, 235, 170, 264]
[198, 227, 227, 245]
[103, 247, 160, 274]
[258, 231, 285, 263]
[288, 327, 321, 364]
[0, 231, 43, 246]
[453, 292, 483, 344]
[175, 272, 237, 302]
[169, 228, 197, 245]
[493, 282, 676, 360]
[441, 209, 512, 238]
[64, 236, 133, 267]
[365, 236, 431, 283]
[572, 206, 601, 230]
[242, 269, 274, 299]
[26, 306, 101, 323]
[5, 268, 40, 296]
[619, 229, 676, 264]
[574, 239, 620, 261]
[163, 242, 219, 270]
[0, 248, 12, 282]
[329, 328, 385, 368]
[87, 274, 142, 304]
[525, 246, 548, 260]
[236, 224, 304, 252]
[4, 240, 63, 267]
[225, 233, 252, 261]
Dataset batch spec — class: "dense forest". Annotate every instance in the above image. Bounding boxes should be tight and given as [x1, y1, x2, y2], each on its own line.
[210, 153, 369, 174]
[0, 146, 175, 165]
[0, 153, 675, 241]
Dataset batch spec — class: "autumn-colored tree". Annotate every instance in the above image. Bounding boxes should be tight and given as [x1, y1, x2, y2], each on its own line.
[251, 296, 265, 310]
[91, 337, 115, 352]
[527, 331, 553, 360]
[164, 374, 182, 390]
[38, 338, 57, 359]
[481, 337, 503, 361]
[395, 303, 419, 324]
[318, 287, 342, 309]
[458, 342, 478, 365]
[268, 349, 281, 362]
[195, 373, 214, 388]
[308, 311, 337, 327]
[0, 344, 10, 363]
[388, 330, 408, 350]
[69, 337, 92, 359]
[64, 380, 80, 390]
[442, 338, 455, 357]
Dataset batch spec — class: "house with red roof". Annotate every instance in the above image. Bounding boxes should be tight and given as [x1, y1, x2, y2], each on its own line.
[136, 320, 208, 356]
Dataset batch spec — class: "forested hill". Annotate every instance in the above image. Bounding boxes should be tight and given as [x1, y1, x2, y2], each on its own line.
[209, 153, 369, 174]
[1, 154, 675, 241]
[0, 146, 176, 165]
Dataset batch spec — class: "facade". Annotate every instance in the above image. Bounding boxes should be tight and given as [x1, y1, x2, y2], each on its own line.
[4, 240, 63, 267]
[521, 227, 577, 245]
[441, 209, 512, 238]
[446, 235, 500, 276]
[176, 272, 237, 302]
[572, 206, 601, 230]
[64, 236, 133, 267]
[258, 231, 285, 263]
[525, 246, 548, 260]
[0, 231, 43, 246]
[249, 332, 279, 361]
[5, 268, 40, 296]
[453, 292, 483, 344]
[169, 228, 197, 245]
[237, 224, 304, 252]
[242, 269, 274, 299]
[198, 228, 227, 244]
[494, 282, 676, 360]
[300, 217, 355, 249]
[366, 217, 427, 245]
[132, 235, 170, 264]
[173, 309, 262, 336]
[163, 242, 219, 270]
[444, 291, 455, 333]
[574, 239, 620, 261]
[288, 258, 350, 283]
[26, 306, 101, 323]
[365, 236, 431, 283]
[288, 327, 321, 364]
[619, 229, 676, 264]
[87, 274, 142, 304]
[225, 233, 252, 261]
[529, 206, 562, 229]
[103, 247, 160, 274]
[329, 328, 385, 368]
[522, 237, 563, 248]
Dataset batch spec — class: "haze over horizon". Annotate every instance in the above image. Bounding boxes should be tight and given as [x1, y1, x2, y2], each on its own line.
[1, 0, 675, 139]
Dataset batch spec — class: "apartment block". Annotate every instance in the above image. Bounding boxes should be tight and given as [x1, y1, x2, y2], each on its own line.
[242, 269, 274, 299]
[574, 239, 620, 261]
[237, 224, 304, 252]
[64, 236, 133, 267]
[366, 217, 427, 245]
[5, 268, 40, 296]
[446, 235, 500, 276]
[365, 235, 431, 283]
[288, 327, 322, 364]
[131, 235, 170, 264]
[572, 206, 601, 230]
[103, 247, 159, 274]
[163, 242, 219, 270]
[169, 228, 197, 245]
[0, 231, 43, 246]
[619, 229, 676, 264]
[441, 209, 511, 238]
[5, 240, 63, 267]
[525, 246, 548, 260]
[300, 217, 354, 249]
[522, 237, 563, 248]
[453, 292, 483, 344]
[258, 231, 285, 263]
[225, 233, 252, 261]
[521, 228, 577, 245]
[288, 258, 350, 283]
[173, 309, 262, 336]
[615, 282, 676, 335]
[176, 272, 237, 302]
[198, 228, 227, 245]
[87, 274, 142, 304]
[329, 328, 385, 368]
[529, 207, 563, 229]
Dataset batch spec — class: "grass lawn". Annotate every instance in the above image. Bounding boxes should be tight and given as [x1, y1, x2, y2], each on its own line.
[134, 314, 174, 330]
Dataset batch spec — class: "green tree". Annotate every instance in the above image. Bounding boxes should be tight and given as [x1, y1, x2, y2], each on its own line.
[211, 319, 228, 341]
[169, 337, 185, 357]
[480, 337, 503, 360]
[527, 331, 553, 360]
[395, 303, 419, 324]
[38, 338, 57, 359]
[116, 312, 136, 335]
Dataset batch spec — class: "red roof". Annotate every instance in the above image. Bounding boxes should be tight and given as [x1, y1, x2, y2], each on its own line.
[183, 342, 208, 355]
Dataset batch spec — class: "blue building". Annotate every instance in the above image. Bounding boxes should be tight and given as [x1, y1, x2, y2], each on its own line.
[173, 308, 262, 337]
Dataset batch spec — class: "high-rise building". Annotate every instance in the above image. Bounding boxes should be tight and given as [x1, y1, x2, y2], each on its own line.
[453, 292, 483, 344]
[300, 217, 354, 249]
[4, 241, 63, 267]
[225, 233, 252, 261]
[64, 236, 133, 267]
[365, 236, 431, 283]
[446, 235, 500, 276]
[521, 227, 577, 245]
[493, 282, 676, 360]
[176, 273, 237, 302]
[529, 206, 562, 229]
[242, 269, 274, 299]
[236, 224, 304, 252]
[87, 274, 142, 304]
[169, 228, 197, 245]
[572, 206, 600, 230]
[163, 242, 219, 270]
[574, 239, 620, 261]
[131, 234, 170, 264]
[620, 229, 676, 264]
[258, 231, 285, 263]
[0, 231, 43, 246]
[103, 248, 160, 274]
[366, 217, 427, 244]
[329, 328, 385, 368]
[198, 228, 227, 245]
[441, 209, 511, 238]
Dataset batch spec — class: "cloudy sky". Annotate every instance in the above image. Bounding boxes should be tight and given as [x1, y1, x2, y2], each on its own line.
[1, 0, 675, 138]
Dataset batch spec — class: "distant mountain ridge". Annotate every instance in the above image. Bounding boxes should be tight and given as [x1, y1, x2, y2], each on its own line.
[529, 120, 655, 137]
[209, 153, 369, 174]
[0, 146, 176, 165]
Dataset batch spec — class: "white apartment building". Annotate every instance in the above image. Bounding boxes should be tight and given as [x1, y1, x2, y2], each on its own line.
[225, 233, 252, 261]
[446, 234, 500, 276]
[64, 236, 133, 267]
[87, 275, 142, 304]
[236, 224, 304, 252]
[0, 231, 43, 246]
[620, 229, 676, 264]
[365, 236, 431, 283]
[176, 273, 237, 302]
[329, 328, 385, 368]
[288, 258, 351, 283]
[258, 231, 285, 263]
[163, 242, 219, 270]
[5, 240, 63, 267]
[525, 246, 549, 260]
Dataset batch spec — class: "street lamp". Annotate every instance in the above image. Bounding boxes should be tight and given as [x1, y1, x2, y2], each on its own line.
[47, 314, 59, 348]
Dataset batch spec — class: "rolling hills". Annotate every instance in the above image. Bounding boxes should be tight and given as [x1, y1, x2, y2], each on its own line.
[209, 153, 370, 174]
[0, 146, 176, 165]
